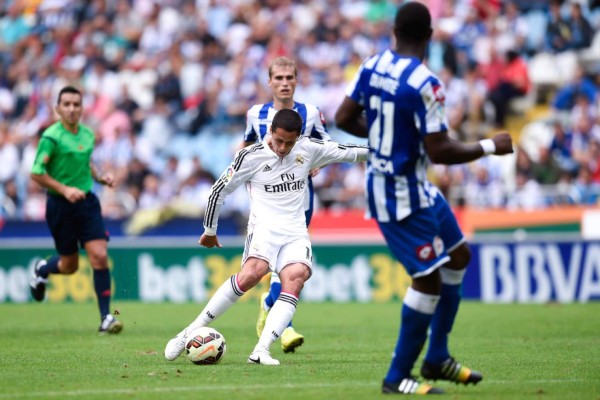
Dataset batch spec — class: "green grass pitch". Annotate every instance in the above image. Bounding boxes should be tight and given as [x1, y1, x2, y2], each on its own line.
[1, 301, 599, 399]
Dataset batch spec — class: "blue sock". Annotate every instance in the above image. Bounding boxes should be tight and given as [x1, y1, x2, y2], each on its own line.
[425, 283, 461, 365]
[265, 281, 293, 328]
[93, 269, 111, 320]
[38, 256, 60, 278]
[265, 281, 280, 308]
[385, 304, 433, 383]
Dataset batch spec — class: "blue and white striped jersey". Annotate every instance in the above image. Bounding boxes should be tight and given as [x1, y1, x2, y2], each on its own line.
[244, 101, 330, 143]
[345, 49, 449, 222]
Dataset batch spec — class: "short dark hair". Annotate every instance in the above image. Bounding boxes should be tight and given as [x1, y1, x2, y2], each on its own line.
[394, 2, 433, 44]
[271, 109, 303, 136]
[57, 86, 82, 104]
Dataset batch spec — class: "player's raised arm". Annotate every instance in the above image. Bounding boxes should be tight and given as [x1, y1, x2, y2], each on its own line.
[309, 138, 369, 167]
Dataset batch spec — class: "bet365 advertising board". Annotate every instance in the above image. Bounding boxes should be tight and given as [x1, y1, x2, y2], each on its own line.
[1, 238, 598, 303]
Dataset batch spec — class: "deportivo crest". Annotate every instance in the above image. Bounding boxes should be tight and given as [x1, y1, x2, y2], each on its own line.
[416, 243, 435, 262]
[295, 155, 304, 165]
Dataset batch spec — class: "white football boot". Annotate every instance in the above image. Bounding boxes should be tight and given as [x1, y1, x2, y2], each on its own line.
[164, 328, 188, 360]
[247, 346, 280, 366]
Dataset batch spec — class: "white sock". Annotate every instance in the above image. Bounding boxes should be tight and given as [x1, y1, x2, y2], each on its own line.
[189, 274, 245, 331]
[256, 292, 298, 350]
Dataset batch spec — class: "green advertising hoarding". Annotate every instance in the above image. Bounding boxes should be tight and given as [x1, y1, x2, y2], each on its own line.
[0, 240, 411, 304]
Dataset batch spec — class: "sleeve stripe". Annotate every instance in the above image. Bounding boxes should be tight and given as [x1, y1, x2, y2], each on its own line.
[204, 179, 226, 228]
[204, 144, 263, 228]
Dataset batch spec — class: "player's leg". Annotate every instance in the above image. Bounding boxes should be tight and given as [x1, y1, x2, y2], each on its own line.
[257, 272, 279, 336]
[166, 230, 273, 360]
[421, 194, 482, 385]
[378, 210, 447, 395]
[165, 257, 270, 361]
[80, 193, 122, 334]
[85, 238, 122, 334]
[249, 237, 312, 365]
[30, 195, 80, 301]
[256, 183, 313, 344]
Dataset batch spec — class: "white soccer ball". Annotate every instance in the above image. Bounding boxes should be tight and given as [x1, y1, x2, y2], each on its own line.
[185, 327, 227, 365]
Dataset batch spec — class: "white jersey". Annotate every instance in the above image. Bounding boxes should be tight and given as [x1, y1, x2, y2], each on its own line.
[204, 137, 368, 236]
[244, 101, 330, 213]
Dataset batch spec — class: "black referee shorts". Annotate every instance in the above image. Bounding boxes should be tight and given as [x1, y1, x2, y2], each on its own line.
[46, 192, 109, 255]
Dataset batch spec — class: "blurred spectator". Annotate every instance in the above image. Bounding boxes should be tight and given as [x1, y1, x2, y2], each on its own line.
[427, 25, 458, 75]
[507, 170, 546, 209]
[0, 123, 19, 184]
[549, 120, 578, 174]
[545, 0, 571, 53]
[496, 1, 529, 55]
[464, 161, 506, 208]
[452, 6, 486, 67]
[588, 139, 600, 183]
[138, 173, 164, 210]
[568, 2, 594, 50]
[439, 67, 469, 135]
[569, 165, 600, 204]
[570, 114, 600, 166]
[0, 3, 31, 54]
[532, 145, 562, 185]
[551, 64, 598, 112]
[488, 50, 530, 127]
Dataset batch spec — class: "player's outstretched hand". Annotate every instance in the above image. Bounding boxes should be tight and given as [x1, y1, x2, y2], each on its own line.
[491, 132, 514, 155]
[63, 186, 86, 203]
[199, 234, 222, 248]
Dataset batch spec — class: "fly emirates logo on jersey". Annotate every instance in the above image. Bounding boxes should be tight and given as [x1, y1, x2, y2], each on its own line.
[264, 172, 306, 193]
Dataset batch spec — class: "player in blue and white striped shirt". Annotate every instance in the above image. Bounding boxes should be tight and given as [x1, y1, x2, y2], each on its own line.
[243, 56, 330, 354]
[336, 2, 513, 395]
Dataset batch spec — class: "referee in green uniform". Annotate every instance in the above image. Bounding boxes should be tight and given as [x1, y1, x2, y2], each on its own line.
[29, 86, 123, 334]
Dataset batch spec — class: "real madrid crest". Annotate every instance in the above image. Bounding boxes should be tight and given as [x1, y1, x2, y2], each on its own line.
[295, 155, 304, 165]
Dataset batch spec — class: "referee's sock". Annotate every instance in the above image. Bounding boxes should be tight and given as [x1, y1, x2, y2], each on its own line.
[93, 269, 111, 320]
[37, 256, 60, 278]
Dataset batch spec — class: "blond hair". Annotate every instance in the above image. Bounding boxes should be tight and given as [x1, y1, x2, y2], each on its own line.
[268, 56, 297, 78]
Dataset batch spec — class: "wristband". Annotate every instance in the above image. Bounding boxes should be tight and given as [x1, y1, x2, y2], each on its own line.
[479, 139, 496, 155]
[203, 227, 217, 236]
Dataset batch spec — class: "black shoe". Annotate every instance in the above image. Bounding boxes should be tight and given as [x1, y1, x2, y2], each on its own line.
[421, 357, 483, 385]
[382, 378, 444, 395]
[29, 259, 48, 302]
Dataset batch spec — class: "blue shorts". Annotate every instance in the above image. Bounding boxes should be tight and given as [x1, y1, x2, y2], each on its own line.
[46, 192, 109, 255]
[377, 193, 464, 278]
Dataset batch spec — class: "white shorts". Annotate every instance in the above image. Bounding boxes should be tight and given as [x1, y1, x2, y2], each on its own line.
[242, 228, 313, 277]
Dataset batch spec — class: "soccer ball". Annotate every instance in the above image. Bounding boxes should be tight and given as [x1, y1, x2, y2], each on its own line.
[185, 327, 226, 365]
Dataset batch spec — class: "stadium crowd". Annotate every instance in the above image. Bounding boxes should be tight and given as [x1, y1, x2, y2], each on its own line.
[0, 0, 600, 228]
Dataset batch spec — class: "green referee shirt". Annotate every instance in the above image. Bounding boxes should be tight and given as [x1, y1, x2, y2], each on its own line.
[31, 121, 96, 196]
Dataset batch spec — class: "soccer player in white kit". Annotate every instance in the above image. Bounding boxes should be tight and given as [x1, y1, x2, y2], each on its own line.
[243, 56, 330, 353]
[165, 109, 368, 365]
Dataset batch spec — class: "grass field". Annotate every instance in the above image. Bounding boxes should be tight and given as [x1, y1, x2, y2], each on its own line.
[1, 301, 599, 400]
